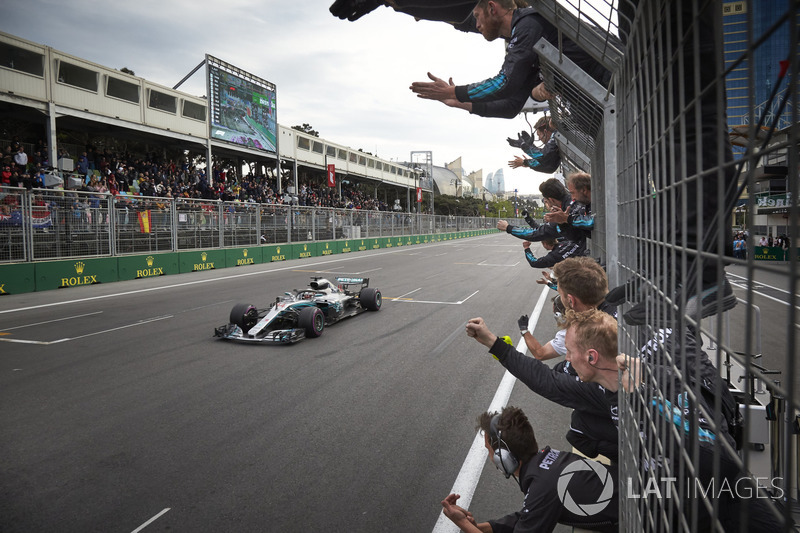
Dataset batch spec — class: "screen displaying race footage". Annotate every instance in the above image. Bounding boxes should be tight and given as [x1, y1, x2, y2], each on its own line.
[208, 59, 277, 153]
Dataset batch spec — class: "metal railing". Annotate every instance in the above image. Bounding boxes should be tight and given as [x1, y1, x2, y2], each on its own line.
[0, 186, 501, 263]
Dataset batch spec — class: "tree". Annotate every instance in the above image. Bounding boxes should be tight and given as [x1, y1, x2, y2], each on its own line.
[291, 124, 319, 137]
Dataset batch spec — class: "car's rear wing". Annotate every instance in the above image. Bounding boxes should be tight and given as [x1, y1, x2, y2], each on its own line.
[335, 277, 369, 288]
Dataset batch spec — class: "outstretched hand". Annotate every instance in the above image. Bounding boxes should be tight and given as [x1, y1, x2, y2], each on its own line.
[410, 72, 457, 102]
[508, 156, 528, 169]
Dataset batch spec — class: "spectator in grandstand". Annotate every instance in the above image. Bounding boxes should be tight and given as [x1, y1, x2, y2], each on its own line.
[13, 145, 28, 172]
[507, 116, 561, 174]
[77, 152, 89, 176]
[408, 1, 610, 119]
[1, 165, 11, 186]
[440, 405, 618, 533]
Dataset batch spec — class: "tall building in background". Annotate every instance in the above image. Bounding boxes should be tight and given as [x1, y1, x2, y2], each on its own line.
[723, 1, 798, 138]
[492, 168, 506, 194]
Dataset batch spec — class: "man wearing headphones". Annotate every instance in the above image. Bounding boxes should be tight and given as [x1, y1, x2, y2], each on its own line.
[440, 406, 618, 533]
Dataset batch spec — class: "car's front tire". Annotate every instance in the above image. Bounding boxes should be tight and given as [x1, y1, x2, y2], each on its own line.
[298, 306, 324, 338]
[230, 303, 258, 330]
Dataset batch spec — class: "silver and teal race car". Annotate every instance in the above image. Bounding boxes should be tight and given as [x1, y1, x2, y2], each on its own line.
[214, 277, 382, 344]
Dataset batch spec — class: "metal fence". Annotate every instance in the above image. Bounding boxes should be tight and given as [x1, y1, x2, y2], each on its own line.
[534, 0, 798, 530]
[0, 186, 500, 262]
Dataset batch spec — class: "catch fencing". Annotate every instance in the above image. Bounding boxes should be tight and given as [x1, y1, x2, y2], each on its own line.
[535, 0, 797, 530]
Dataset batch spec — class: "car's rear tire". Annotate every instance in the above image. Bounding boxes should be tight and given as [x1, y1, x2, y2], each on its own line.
[298, 306, 324, 338]
[230, 303, 258, 330]
[360, 288, 382, 311]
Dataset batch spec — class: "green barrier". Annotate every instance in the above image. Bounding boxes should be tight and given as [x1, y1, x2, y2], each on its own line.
[0, 231, 502, 296]
[294, 242, 315, 260]
[36, 257, 118, 291]
[264, 244, 288, 262]
[319, 241, 338, 256]
[225, 247, 263, 268]
[179, 249, 226, 273]
[118, 253, 179, 281]
[0, 263, 36, 295]
[752, 246, 788, 261]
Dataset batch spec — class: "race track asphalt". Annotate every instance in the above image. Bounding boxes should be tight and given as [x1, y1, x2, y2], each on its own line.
[0, 234, 576, 533]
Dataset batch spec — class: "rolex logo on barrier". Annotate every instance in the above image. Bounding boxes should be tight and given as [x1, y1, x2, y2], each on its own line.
[237, 248, 254, 266]
[373, 239, 380, 249]
[342, 241, 351, 253]
[300, 244, 312, 258]
[194, 251, 215, 271]
[322, 242, 333, 256]
[359, 240, 367, 251]
[60, 261, 98, 288]
[272, 246, 286, 262]
[137, 256, 164, 278]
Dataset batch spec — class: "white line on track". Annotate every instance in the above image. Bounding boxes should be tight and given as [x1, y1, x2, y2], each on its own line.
[431, 285, 551, 533]
[396, 287, 422, 299]
[388, 289, 479, 305]
[728, 273, 800, 310]
[0, 315, 173, 345]
[1, 311, 103, 331]
[131, 508, 170, 533]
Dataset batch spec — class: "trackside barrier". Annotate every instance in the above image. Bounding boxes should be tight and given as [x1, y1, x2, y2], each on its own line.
[0, 230, 496, 295]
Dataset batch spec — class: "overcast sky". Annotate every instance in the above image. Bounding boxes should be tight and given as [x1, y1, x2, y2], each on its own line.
[1, 0, 553, 195]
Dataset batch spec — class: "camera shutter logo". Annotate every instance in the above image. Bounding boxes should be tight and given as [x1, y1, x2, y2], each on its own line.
[557, 458, 614, 516]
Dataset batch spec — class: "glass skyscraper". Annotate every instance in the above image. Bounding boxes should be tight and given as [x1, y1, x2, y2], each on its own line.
[723, 1, 798, 134]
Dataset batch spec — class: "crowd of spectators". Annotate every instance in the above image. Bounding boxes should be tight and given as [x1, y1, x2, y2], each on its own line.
[1, 137, 394, 212]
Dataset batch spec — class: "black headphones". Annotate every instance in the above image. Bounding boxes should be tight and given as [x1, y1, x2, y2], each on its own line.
[489, 414, 520, 478]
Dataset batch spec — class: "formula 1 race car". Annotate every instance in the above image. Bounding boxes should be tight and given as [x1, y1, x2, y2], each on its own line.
[214, 277, 382, 344]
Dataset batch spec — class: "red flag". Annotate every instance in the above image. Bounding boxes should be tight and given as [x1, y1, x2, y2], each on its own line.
[138, 210, 152, 233]
[327, 164, 336, 187]
[416, 187, 422, 203]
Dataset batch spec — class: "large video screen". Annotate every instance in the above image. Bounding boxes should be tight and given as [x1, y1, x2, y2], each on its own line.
[207, 56, 277, 153]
